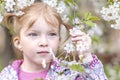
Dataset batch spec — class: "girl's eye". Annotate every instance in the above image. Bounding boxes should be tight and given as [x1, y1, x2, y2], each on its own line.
[28, 33, 38, 36]
[49, 33, 57, 36]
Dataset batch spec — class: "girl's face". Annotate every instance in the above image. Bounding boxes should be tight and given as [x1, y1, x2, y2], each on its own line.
[16, 16, 60, 66]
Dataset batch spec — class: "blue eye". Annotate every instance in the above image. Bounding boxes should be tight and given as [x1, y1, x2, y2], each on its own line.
[28, 33, 38, 36]
[49, 33, 57, 36]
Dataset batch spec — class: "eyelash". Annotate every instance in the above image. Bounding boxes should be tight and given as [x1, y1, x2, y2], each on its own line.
[49, 33, 57, 36]
[27, 32, 57, 37]
[28, 33, 38, 36]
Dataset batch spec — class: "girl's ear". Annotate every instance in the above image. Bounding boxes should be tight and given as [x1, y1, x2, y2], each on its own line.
[13, 36, 22, 51]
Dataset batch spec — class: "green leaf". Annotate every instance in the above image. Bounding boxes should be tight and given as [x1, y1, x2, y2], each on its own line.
[64, 0, 71, 6]
[76, 10, 81, 17]
[84, 21, 95, 28]
[91, 36, 101, 43]
[0, 0, 4, 4]
[107, 0, 114, 3]
[64, 0, 77, 5]
[107, 0, 114, 5]
[89, 16, 100, 21]
[104, 66, 111, 78]
[85, 12, 91, 20]
[85, 12, 100, 21]
[71, 64, 85, 73]
[67, 0, 73, 3]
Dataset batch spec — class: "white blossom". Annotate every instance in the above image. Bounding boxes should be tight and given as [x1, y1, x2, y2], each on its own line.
[43, 0, 57, 7]
[67, 60, 79, 66]
[43, 0, 66, 14]
[82, 54, 93, 64]
[15, 11, 25, 16]
[5, 0, 15, 12]
[100, 6, 119, 21]
[42, 59, 46, 68]
[62, 15, 69, 22]
[17, 0, 28, 9]
[64, 42, 75, 53]
[69, 27, 82, 36]
[56, 1, 66, 14]
[4, 0, 35, 16]
[50, 48, 57, 60]
[73, 18, 81, 25]
[65, 26, 91, 54]
[100, 1, 120, 29]
[111, 18, 120, 29]
[17, 0, 35, 9]
[28, 0, 35, 6]
[76, 40, 89, 52]
[100, 2, 120, 21]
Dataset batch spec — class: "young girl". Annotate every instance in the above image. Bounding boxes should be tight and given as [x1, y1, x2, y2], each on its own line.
[0, 2, 108, 80]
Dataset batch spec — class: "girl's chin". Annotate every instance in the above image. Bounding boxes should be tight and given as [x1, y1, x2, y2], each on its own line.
[39, 58, 53, 63]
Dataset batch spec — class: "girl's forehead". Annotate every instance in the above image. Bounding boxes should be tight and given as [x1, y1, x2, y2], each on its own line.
[30, 24, 59, 31]
[24, 19, 60, 32]
[33, 16, 60, 28]
[20, 13, 61, 32]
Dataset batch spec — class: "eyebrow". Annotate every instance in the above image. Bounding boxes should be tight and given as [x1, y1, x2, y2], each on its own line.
[27, 27, 59, 33]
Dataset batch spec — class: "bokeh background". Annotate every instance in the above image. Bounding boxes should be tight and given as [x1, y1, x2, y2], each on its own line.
[0, 0, 120, 80]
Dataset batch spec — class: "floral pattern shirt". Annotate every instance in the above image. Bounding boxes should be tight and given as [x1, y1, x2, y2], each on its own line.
[0, 55, 108, 80]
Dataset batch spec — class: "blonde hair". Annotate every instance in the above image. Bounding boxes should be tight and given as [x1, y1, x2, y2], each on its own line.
[3, 2, 71, 59]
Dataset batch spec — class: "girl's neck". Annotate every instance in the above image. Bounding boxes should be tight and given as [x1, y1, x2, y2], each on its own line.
[20, 61, 50, 73]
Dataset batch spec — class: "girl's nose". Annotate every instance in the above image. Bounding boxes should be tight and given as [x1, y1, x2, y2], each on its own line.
[38, 36, 48, 47]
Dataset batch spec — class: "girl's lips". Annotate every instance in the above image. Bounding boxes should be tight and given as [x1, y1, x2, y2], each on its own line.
[37, 51, 49, 54]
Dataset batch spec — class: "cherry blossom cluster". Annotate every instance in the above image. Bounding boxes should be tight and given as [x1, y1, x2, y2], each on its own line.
[100, 1, 120, 29]
[0, 0, 35, 23]
[64, 26, 90, 54]
[0, 0, 70, 24]
[42, 0, 69, 22]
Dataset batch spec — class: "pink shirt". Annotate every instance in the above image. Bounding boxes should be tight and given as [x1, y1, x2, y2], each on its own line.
[19, 69, 49, 80]
[11, 60, 49, 80]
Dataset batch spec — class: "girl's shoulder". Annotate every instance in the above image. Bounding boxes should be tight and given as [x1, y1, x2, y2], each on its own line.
[0, 60, 22, 80]
[0, 65, 18, 80]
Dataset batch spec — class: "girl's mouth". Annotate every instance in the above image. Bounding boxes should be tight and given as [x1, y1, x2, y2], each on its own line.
[37, 51, 49, 54]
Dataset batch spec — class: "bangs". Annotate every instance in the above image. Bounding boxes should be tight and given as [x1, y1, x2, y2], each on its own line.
[42, 3, 62, 28]
[17, 2, 63, 31]
[19, 14, 38, 30]
[20, 13, 61, 31]
[44, 14, 60, 28]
